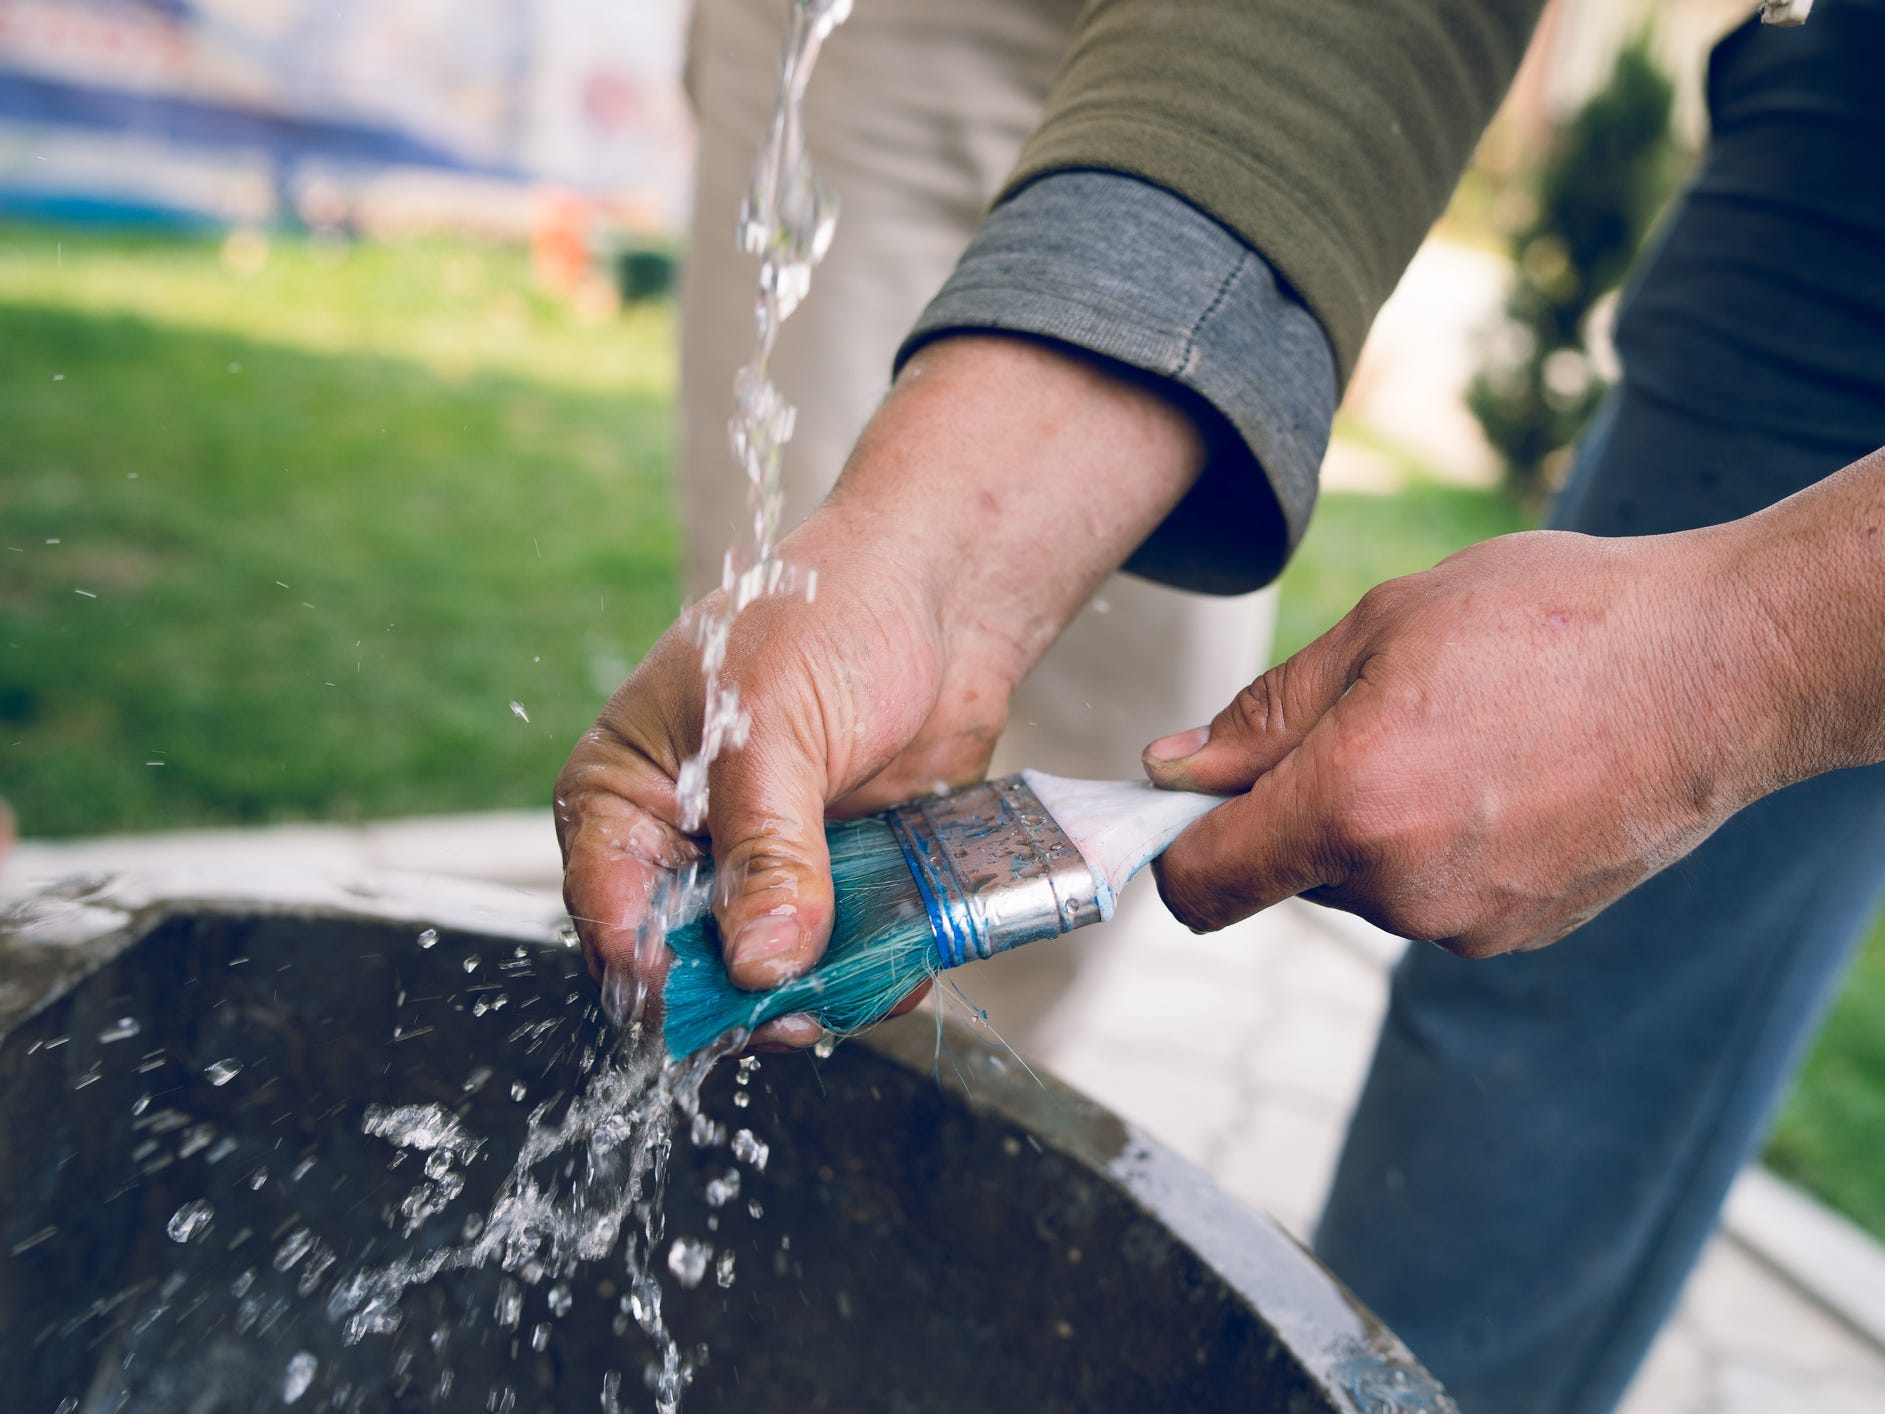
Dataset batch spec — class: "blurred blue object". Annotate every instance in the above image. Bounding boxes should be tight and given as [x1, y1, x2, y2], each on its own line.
[0, 0, 691, 232]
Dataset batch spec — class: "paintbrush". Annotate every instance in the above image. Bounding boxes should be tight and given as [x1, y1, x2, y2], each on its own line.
[662, 771, 1222, 1057]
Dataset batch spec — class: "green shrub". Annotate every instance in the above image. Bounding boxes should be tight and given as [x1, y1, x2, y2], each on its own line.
[1469, 32, 1678, 502]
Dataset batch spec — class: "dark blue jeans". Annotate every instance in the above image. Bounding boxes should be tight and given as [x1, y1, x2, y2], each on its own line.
[1314, 10, 1885, 1408]
[1313, 389, 1885, 1412]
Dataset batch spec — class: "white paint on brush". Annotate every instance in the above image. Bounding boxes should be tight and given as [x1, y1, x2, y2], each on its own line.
[1019, 771, 1224, 922]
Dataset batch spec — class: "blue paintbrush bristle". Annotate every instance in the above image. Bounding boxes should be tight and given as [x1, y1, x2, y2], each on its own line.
[661, 816, 940, 1058]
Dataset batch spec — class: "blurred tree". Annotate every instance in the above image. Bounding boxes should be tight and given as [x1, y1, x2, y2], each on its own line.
[1469, 31, 1678, 502]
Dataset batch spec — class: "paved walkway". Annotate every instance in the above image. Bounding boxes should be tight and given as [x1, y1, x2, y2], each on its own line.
[9, 811, 1885, 1412]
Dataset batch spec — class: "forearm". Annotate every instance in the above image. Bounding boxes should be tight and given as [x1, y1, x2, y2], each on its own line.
[1726, 447, 1885, 784]
[791, 333, 1206, 690]
[897, 173, 1336, 594]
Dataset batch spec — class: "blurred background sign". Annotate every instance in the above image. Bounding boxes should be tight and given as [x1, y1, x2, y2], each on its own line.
[0, 0, 691, 235]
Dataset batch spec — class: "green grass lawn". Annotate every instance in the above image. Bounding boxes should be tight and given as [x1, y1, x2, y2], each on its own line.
[3, 222, 1882, 1244]
[1766, 919, 1885, 1239]
[1, 224, 680, 834]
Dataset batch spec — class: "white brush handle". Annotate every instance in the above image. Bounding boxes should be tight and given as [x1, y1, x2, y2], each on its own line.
[1019, 771, 1224, 922]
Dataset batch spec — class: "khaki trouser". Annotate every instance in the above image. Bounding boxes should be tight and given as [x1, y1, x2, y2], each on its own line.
[680, 0, 1277, 1046]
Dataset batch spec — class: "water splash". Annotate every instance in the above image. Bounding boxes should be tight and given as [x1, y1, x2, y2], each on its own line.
[326, 1030, 745, 1414]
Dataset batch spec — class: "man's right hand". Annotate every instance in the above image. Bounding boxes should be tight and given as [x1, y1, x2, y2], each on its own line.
[555, 334, 1211, 1044]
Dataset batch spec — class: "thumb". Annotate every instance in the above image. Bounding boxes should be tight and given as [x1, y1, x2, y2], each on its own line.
[1152, 739, 1336, 933]
[707, 735, 837, 993]
[1142, 628, 1358, 794]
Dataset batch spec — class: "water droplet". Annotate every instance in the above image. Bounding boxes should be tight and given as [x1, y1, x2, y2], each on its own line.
[166, 1199, 213, 1243]
[689, 1113, 724, 1148]
[99, 1017, 139, 1043]
[509, 700, 530, 723]
[732, 1089, 750, 1109]
[203, 1058, 242, 1087]
[705, 1168, 741, 1208]
[666, 1237, 711, 1289]
[601, 1370, 623, 1414]
[548, 1282, 573, 1317]
[531, 1322, 551, 1352]
[510, 1081, 527, 1102]
[813, 1034, 837, 1059]
[273, 1227, 315, 1271]
[747, 1200, 764, 1220]
[283, 1351, 317, 1404]
[731, 1129, 769, 1172]
[556, 923, 580, 949]
[496, 1277, 524, 1329]
[417, 928, 438, 949]
[463, 954, 480, 974]
[714, 1249, 736, 1289]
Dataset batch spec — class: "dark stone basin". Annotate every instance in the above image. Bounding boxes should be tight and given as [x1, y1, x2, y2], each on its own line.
[0, 876, 1453, 1413]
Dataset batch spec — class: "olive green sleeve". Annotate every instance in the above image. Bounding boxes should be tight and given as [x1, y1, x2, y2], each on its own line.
[1002, 0, 1547, 382]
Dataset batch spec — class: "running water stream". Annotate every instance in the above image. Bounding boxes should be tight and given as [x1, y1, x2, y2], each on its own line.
[673, 0, 850, 835]
[625, 0, 854, 1026]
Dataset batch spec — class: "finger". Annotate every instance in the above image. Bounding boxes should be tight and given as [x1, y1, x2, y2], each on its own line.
[748, 1014, 825, 1051]
[1142, 627, 1360, 795]
[745, 976, 932, 1054]
[559, 789, 699, 984]
[1151, 741, 1340, 933]
[885, 978, 932, 1017]
[707, 722, 839, 993]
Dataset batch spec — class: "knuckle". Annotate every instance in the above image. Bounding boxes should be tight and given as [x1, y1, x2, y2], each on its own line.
[1224, 675, 1283, 739]
[1319, 770, 1391, 861]
[716, 833, 823, 903]
[1150, 858, 1231, 934]
[1352, 576, 1415, 625]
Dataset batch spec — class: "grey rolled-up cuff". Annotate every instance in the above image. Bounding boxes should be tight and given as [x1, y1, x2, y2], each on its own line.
[894, 170, 1338, 595]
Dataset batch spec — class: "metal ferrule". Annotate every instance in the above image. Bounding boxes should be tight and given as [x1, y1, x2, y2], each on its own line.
[883, 774, 1104, 970]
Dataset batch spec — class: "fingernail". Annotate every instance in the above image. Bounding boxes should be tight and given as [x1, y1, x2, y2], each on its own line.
[729, 916, 802, 979]
[1145, 725, 1210, 762]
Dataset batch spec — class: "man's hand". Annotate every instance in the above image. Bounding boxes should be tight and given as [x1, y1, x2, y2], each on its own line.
[556, 554, 995, 1044]
[1143, 506, 1864, 957]
[557, 335, 1207, 1040]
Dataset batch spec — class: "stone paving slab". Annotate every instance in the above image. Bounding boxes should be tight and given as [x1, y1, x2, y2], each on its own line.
[7, 809, 1885, 1410]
